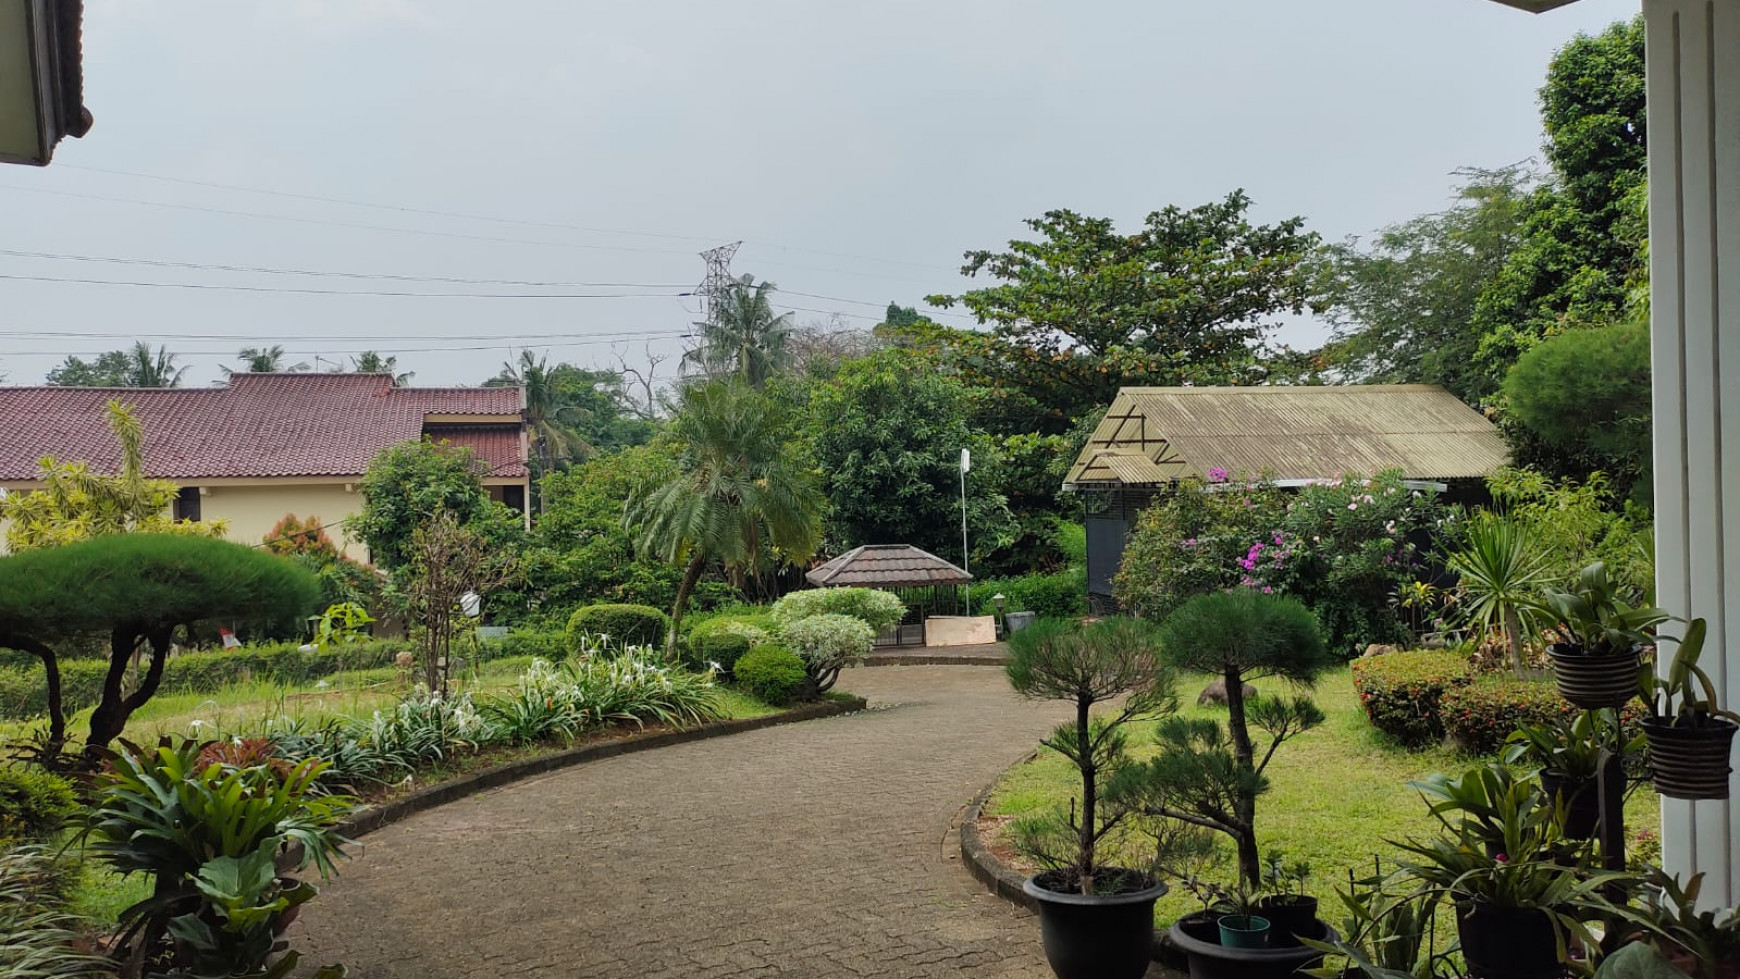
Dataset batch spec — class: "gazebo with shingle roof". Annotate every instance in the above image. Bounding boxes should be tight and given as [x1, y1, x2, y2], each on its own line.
[805, 544, 972, 647]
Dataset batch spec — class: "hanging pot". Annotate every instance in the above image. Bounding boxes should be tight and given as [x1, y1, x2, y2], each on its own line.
[1644, 716, 1738, 800]
[1538, 769, 1599, 840]
[1455, 900, 1561, 979]
[1549, 644, 1641, 709]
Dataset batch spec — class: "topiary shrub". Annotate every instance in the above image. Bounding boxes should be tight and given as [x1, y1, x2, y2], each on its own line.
[685, 630, 753, 675]
[488, 629, 567, 661]
[1351, 649, 1474, 748]
[780, 613, 875, 693]
[1439, 676, 1582, 755]
[970, 569, 1089, 620]
[566, 604, 669, 652]
[771, 588, 904, 635]
[0, 768, 79, 845]
[734, 644, 809, 705]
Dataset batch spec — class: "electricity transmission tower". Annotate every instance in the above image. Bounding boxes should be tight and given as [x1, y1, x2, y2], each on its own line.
[695, 241, 742, 332]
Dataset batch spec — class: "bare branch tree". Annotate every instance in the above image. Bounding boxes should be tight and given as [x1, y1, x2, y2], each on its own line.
[402, 509, 517, 696]
[610, 343, 672, 421]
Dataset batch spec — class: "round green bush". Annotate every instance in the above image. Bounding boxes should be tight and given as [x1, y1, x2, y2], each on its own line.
[685, 630, 753, 675]
[780, 613, 875, 682]
[566, 604, 668, 652]
[1351, 649, 1474, 748]
[1439, 676, 1584, 755]
[771, 588, 905, 635]
[734, 644, 809, 705]
[0, 767, 78, 845]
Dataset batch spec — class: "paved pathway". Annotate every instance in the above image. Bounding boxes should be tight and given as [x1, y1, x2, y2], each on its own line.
[295, 665, 1162, 978]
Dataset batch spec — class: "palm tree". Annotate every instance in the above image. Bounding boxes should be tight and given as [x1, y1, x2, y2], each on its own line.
[491, 351, 592, 476]
[123, 342, 187, 387]
[683, 274, 795, 387]
[1447, 513, 1553, 674]
[234, 345, 310, 373]
[349, 350, 415, 383]
[626, 380, 823, 646]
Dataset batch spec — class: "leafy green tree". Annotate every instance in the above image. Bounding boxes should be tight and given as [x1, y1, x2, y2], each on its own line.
[46, 350, 132, 386]
[925, 192, 1322, 431]
[0, 534, 320, 761]
[1503, 319, 1652, 502]
[233, 345, 309, 373]
[683, 275, 795, 387]
[1471, 16, 1647, 387]
[352, 439, 508, 570]
[626, 380, 823, 645]
[806, 348, 1012, 562]
[0, 402, 230, 551]
[1322, 167, 1535, 401]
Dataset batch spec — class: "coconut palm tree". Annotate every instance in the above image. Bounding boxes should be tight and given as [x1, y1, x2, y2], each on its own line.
[626, 379, 823, 646]
[233, 345, 309, 373]
[490, 351, 592, 476]
[349, 350, 415, 383]
[123, 342, 187, 387]
[683, 275, 795, 387]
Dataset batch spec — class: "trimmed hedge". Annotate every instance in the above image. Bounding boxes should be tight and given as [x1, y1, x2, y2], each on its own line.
[1439, 676, 1580, 755]
[0, 768, 78, 845]
[0, 638, 429, 721]
[566, 604, 668, 651]
[770, 588, 905, 635]
[1351, 649, 1473, 748]
[684, 631, 753, 675]
[734, 644, 808, 706]
[481, 629, 567, 661]
[968, 569, 1088, 620]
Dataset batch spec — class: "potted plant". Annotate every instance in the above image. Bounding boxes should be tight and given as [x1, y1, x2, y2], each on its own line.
[1121, 590, 1338, 978]
[1393, 764, 1618, 979]
[1643, 617, 1740, 800]
[1175, 877, 1273, 949]
[1258, 851, 1317, 947]
[83, 737, 353, 979]
[1004, 617, 1177, 979]
[1611, 868, 1740, 979]
[1543, 561, 1671, 709]
[1503, 713, 1638, 841]
[1301, 860, 1441, 979]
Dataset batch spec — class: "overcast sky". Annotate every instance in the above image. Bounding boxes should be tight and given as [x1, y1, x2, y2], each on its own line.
[0, 0, 1639, 389]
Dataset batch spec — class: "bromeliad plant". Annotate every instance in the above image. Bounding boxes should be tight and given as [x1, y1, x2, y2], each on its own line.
[1005, 617, 1177, 896]
[1543, 562, 1672, 709]
[83, 738, 352, 979]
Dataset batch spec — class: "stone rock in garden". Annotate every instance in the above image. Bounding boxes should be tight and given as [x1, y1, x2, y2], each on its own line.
[1197, 679, 1257, 706]
[1362, 643, 1398, 658]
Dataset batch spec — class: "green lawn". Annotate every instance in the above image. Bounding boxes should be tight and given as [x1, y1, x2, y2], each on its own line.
[984, 666, 1660, 926]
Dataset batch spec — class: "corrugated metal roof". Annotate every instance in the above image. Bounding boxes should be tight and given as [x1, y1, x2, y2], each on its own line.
[806, 544, 972, 588]
[1063, 385, 1508, 488]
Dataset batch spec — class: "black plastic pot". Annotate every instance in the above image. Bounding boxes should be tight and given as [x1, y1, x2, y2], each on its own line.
[1023, 873, 1168, 979]
[1538, 768, 1599, 840]
[1644, 716, 1738, 800]
[1455, 900, 1560, 979]
[1256, 894, 1320, 948]
[1166, 911, 1335, 979]
[1549, 645, 1641, 709]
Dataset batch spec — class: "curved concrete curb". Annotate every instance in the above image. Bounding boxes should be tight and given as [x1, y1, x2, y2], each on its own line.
[336, 696, 867, 840]
[959, 776, 1038, 911]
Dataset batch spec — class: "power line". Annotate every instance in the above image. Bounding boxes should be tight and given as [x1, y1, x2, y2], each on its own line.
[0, 248, 691, 289]
[0, 184, 950, 285]
[0, 271, 691, 299]
[60, 163, 960, 273]
[2, 331, 694, 359]
[0, 328, 686, 342]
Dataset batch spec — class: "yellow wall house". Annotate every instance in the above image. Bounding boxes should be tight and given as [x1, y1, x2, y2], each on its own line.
[0, 372, 530, 561]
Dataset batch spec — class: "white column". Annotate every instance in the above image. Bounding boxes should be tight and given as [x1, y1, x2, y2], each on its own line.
[1648, 0, 1740, 907]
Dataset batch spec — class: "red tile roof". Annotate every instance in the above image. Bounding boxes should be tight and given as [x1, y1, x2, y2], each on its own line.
[0, 373, 527, 481]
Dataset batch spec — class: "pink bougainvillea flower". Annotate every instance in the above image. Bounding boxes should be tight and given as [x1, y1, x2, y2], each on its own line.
[1207, 467, 1229, 483]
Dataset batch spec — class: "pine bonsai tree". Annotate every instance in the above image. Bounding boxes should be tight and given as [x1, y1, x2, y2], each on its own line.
[1125, 590, 1330, 889]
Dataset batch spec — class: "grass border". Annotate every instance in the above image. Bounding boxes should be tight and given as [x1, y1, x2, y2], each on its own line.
[959, 773, 1038, 912]
[335, 695, 866, 839]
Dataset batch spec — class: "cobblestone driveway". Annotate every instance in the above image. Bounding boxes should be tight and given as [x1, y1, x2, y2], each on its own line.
[296, 665, 1165, 978]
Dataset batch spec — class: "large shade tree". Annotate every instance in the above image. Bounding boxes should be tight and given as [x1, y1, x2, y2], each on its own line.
[626, 380, 822, 644]
[0, 534, 320, 763]
[46, 343, 187, 388]
[924, 192, 1322, 431]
